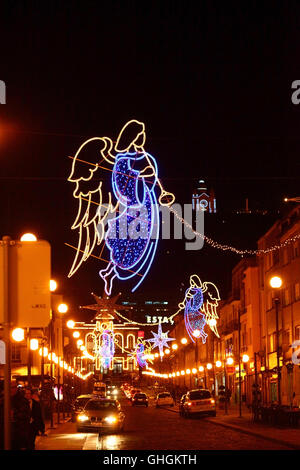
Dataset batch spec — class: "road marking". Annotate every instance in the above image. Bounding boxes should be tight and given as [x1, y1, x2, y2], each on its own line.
[82, 433, 98, 450]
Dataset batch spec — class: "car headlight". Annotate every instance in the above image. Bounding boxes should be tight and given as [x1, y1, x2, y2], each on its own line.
[112, 390, 118, 395]
[104, 416, 117, 424]
[77, 414, 89, 422]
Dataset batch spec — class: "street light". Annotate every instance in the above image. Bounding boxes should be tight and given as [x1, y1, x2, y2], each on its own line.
[172, 344, 178, 350]
[226, 357, 234, 365]
[20, 233, 37, 241]
[73, 331, 80, 339]
[66, 320, 75, 329]
[270, 275, 283, 405]
[181, 338, 187, 345]
[242, 354, 249, 363]
[58, 303, 68, 314]
[30, 338, 39, 351]
[11, 328, 25, 342]
[50, 280, 58, 292]
[270, 276, 282, 289]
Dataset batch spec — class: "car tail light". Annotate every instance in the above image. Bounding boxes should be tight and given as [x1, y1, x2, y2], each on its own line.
[187, 402, 192, 406]
[211, 399, 215, 404]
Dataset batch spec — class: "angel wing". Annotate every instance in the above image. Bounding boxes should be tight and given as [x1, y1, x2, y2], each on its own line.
[201, 281, 221, 337]
[68, 136, 116, 277]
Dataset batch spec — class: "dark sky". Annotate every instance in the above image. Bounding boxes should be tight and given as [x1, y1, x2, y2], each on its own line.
[1, 1, 300, 321]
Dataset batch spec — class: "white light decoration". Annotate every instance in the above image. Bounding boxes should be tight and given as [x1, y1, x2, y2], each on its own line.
[148, 322, 175, 360]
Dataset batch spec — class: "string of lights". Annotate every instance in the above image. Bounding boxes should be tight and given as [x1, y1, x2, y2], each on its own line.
[66, 153, 300, 260]
[168, 205, 300, 256]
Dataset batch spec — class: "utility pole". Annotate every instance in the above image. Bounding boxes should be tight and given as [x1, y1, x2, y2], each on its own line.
[2, 236, 11, 450]
[275, 297, 281, 405]
[238, 308, 242, 417]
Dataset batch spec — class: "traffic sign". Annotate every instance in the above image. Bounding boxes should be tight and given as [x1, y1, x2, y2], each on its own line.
[0, 240, 51, 328]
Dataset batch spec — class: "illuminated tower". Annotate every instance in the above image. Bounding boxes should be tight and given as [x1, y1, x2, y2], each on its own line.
[192, 179, 216, 213]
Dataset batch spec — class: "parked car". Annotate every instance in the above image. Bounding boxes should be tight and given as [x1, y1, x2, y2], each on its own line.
[156, 392, 174, 407]
[129, 388, 141, 400]
[76, 398, 125, 433]
[132, 392, 148, 407]
[71, 394, 93, 422]
[181, 389, 216, 417]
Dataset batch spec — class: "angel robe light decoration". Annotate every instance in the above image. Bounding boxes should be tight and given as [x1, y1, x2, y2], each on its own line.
[68, 120, 175, 295]
[178, 275, 220, 344]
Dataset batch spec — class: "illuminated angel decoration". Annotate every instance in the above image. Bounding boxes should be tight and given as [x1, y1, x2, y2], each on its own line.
[68, 120, 175, 295]
[89, 325, 115, 369]
[130, 338, 154, 368]
[178, 274, 220, 343]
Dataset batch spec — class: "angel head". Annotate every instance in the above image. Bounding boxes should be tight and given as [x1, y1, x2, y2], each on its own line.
[115, 119, 146, 153]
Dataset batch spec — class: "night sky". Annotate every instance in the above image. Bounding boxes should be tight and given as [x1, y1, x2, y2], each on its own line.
[1, 1, 300, 321]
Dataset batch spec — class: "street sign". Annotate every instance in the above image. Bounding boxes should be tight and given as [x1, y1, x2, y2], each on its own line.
[0, 340, 5, 364]
[0, 240, 51, 328]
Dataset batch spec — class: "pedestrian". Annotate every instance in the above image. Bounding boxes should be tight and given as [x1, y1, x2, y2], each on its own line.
[11, 386, 31, 450]
[25, 388, 45, 450]
[32, 389, 46, 436]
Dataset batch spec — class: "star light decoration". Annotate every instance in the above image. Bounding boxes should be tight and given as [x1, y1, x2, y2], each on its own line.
[148, 322, 175, 360]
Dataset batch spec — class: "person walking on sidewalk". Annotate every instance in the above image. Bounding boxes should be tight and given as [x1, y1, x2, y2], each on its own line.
[25, 388, 45, 450]
[12, 386, 31, 450]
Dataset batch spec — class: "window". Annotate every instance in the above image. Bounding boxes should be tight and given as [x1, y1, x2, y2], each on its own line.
[282, 248, 289, 265]
[269, 332, 277, 352]
[284, 288, 291, 306]
[266, 291, 273, 310]
[295, 326, 300, 341]
[294, 283, 300, 302]
[189, 390, 211, 400]
[11, 344, 21, 362]
[126, 334, 135, 349]
[114, 333, 123, 349]
[248, 328, 252, 345]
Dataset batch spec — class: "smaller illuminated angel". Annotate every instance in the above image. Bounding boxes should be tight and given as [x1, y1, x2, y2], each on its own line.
[130, 338, 154, 368]
[178, 274, 220, 343]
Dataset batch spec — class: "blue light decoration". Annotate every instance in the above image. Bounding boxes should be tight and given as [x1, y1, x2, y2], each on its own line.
[148, 322, 175, 360]
[68, 120, 175, 295]
[179, 274, 220, 344]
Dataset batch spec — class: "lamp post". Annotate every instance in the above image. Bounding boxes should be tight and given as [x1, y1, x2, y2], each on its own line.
[56, 303, 68, 424]
[270, 276, 282, 405]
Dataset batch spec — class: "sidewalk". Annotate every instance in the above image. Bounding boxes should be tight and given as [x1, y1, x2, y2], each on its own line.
[169, 402, 300, 449]
[35, 412, 71, 445]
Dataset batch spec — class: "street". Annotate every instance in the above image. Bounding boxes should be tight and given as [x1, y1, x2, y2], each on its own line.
[36, 396, 291, 450]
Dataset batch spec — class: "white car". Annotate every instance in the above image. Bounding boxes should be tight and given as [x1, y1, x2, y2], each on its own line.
[156, 392, 174, 407]
[181, 389, 216, 417]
